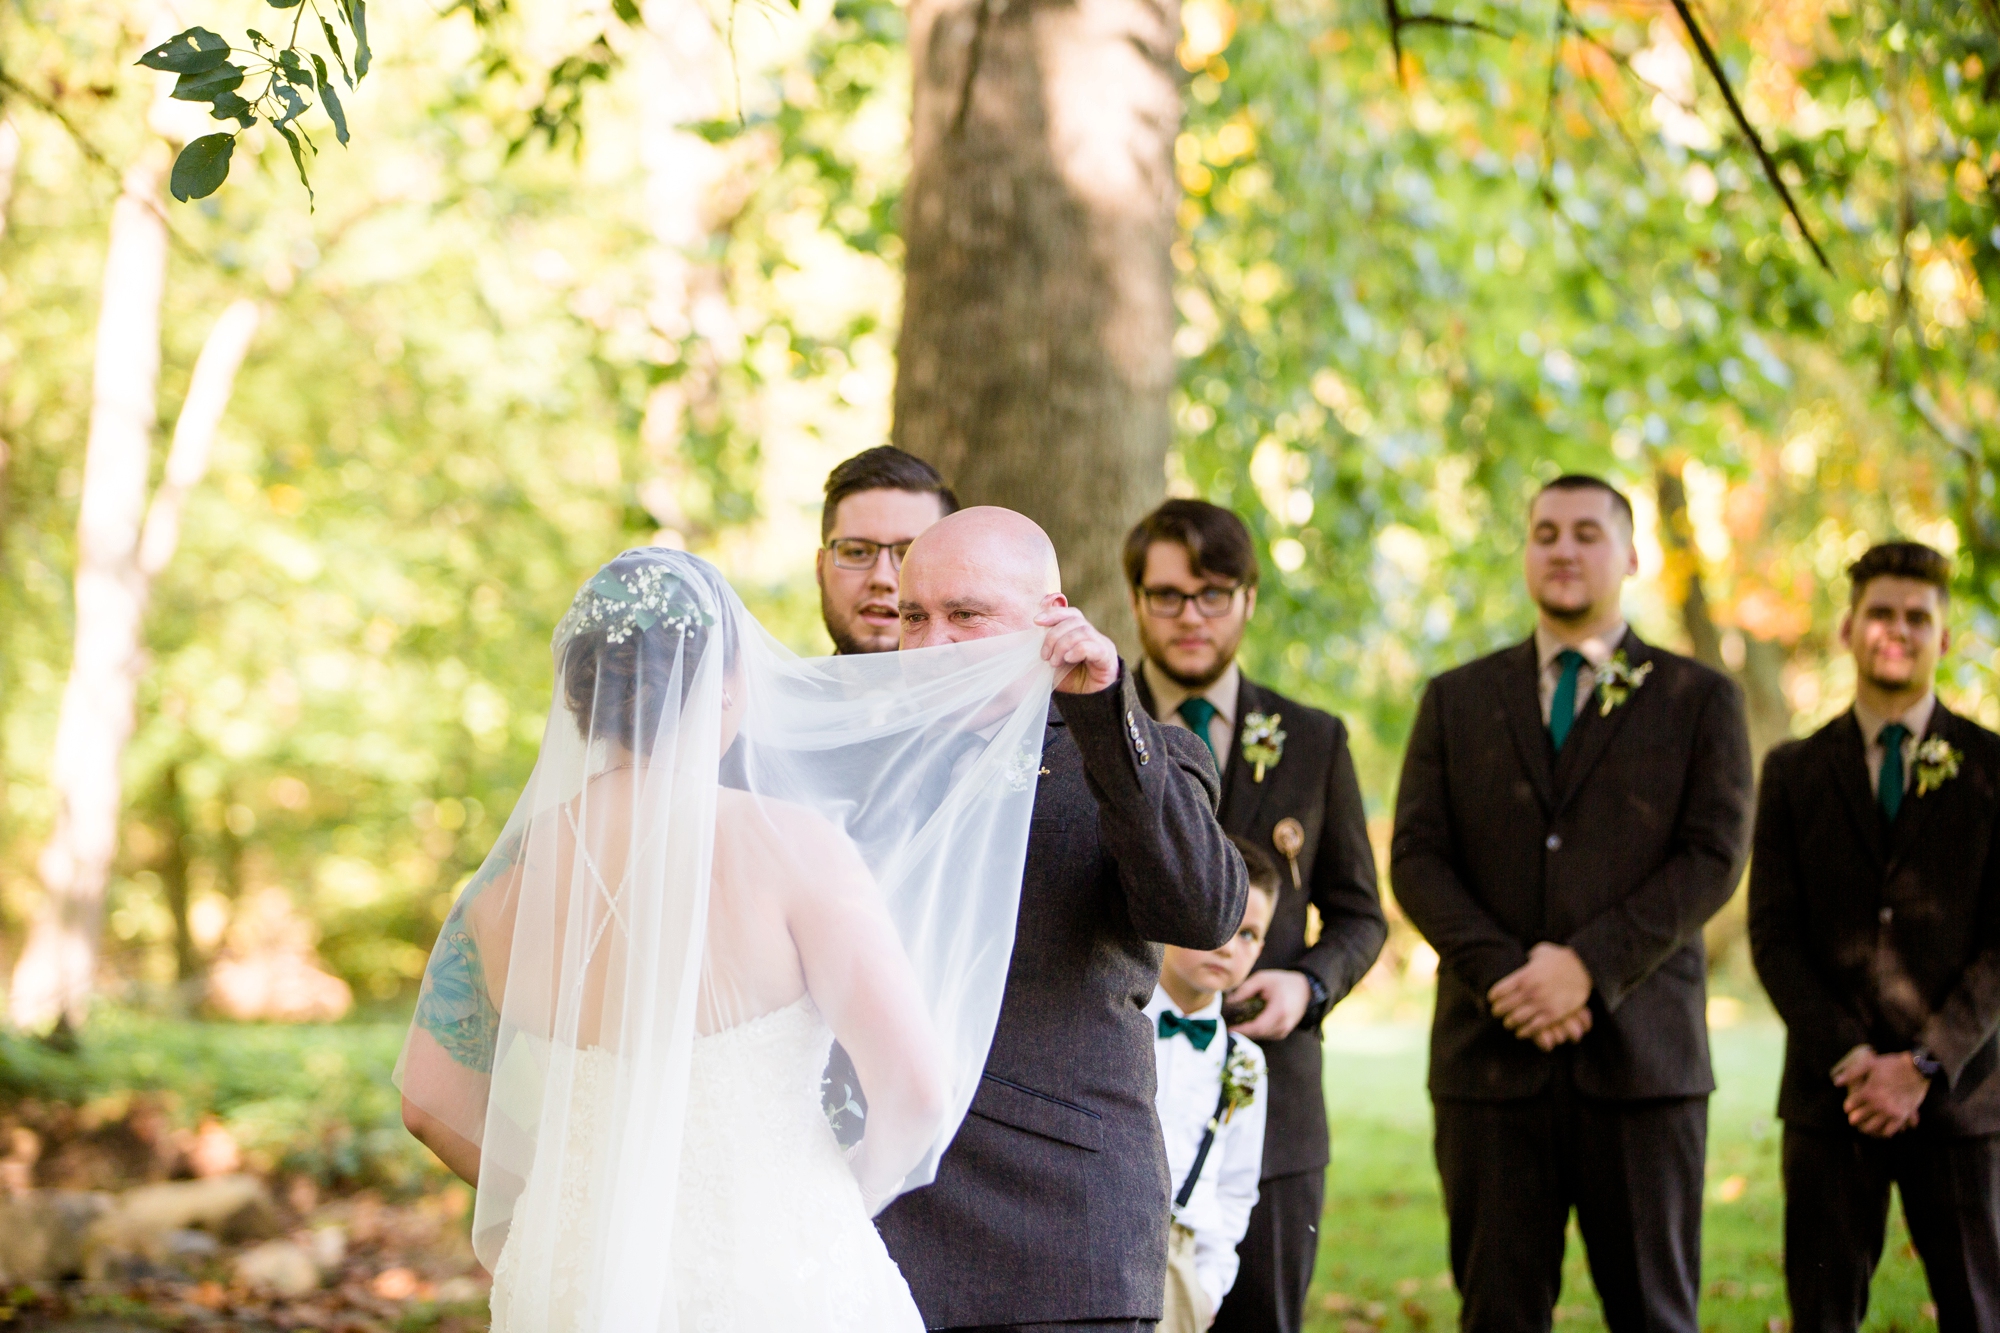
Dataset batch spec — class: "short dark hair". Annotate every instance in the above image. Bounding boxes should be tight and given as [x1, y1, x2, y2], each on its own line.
[1848, 541, 1952, 606]
[1228, 834, 1282, 901]
[1123, 499, 1260, 591]
[1532, 474, 1634, 533]
[821, 447, 958, 542]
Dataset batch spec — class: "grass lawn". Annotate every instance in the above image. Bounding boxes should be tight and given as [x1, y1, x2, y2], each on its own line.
[1307, 1020, 1938, 1332]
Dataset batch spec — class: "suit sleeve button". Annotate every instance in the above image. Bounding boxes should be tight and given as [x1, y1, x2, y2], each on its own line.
[1880, 907, 1894, 924]
[1546, 833, 1562, 851]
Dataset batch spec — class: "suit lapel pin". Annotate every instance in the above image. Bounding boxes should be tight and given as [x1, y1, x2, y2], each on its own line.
[1914, 737, 1962, 797]
[1272, 817, 1304, 890]
[1241, 712, 1285, 782]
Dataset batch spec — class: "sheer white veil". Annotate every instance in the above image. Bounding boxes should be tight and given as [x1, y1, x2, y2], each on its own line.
[394, 547, 1054, 1327]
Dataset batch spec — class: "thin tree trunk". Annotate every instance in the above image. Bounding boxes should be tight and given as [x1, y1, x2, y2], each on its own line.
[9, 145, 171, 1034]
[154, 763, 199, 986]
[1651, 460, 1792, 763]
[893, 0, 1180, 646]
[7, 181, 259, 1032]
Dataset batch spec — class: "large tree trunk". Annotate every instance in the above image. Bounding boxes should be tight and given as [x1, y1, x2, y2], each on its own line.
[6, 163, 260, 1032]
[892, 0, 1181, 648]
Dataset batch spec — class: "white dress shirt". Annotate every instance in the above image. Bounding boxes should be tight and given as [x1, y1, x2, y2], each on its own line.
[1853, 691, 1938, 797]
[1143, 658, 1242, 769]
[1147, 986, 1267, 1313]
[1534, 620, 1629, 726]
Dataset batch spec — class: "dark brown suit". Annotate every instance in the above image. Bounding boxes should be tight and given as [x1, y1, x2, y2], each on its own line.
[877, 666, 1247, 1329]
[1137, 672, 1388, 1333]
[1750, 703, 2000, 1332]
[1391, 629, 1752, 1333]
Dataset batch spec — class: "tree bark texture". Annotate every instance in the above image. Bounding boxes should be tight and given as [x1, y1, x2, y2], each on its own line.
[892, 0, 1181, 649]
[7, 159, 259, 1030]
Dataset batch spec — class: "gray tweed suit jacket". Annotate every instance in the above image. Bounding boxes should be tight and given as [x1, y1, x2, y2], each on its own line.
[875, 663, 1249, 1327]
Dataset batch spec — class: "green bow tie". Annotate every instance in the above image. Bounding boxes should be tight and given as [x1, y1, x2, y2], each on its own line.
[1158, 1010, 1218, 1051]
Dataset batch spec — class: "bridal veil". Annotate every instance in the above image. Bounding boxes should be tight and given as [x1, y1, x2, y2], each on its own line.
[394, 548, 1054, 1328]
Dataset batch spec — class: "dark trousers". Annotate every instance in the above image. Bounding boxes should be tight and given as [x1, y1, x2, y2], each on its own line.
[1210, 1169, 1324, 1333]
[1782, 1123, 2000, 1333]
[1432, 1085, 1707, 1333]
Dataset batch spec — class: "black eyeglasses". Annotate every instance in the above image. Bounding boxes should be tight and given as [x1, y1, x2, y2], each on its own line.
[825, 538, 914, 571]
[1141, 585, 1242, 619]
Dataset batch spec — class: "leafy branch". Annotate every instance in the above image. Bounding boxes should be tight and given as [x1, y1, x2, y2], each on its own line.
[138, 0, 371, 207]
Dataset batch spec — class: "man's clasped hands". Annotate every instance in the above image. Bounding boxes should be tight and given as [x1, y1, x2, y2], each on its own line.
[1487, 942, 1596, 1052]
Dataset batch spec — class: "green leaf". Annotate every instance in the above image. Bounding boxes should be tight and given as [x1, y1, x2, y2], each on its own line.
[588, 572, 636, 602]
[274, 122, 315, 207]
[266, 0, 305, 7]
[246, 29, 274, 49]
[137, 27, 230, 74]
[170, 62, 245, 104]
[169, 133, 234, 202]
[278, 49, 310, 83]
[313, 55, 349, 145]
[350, 0, 371, 78]
[611, 0, 641, 20]
[274, 82, 311, 127]
[208, 90, 256, 126]
[320, 17, 353, 86]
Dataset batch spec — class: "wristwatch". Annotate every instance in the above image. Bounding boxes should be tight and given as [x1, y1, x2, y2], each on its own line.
[1911, 1045, 1944, 1079]
[1299, 970, 1331, 1028]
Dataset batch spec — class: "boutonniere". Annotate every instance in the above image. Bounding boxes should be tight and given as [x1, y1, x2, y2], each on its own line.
[1219, 1041, 1260, 1121]
[1241, 712, 1285, 783]
[1915, 737, 1963, 797]
[1595, 651, 1653, 716]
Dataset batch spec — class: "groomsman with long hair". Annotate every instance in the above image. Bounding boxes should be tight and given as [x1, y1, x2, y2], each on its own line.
[1750, 541, 2000, 1333]
[1124, 499, 1387, 1333]
[1391, 475, 1753, 1331]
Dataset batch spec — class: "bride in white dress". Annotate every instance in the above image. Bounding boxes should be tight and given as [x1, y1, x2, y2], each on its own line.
[394, 550, 1053, 1331]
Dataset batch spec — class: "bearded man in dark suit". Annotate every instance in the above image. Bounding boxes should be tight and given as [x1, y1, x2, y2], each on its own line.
[1391, 475, 1754, 1333]
[1750, 540, 2000, 1333]
[1124, 499, 1387, 1333]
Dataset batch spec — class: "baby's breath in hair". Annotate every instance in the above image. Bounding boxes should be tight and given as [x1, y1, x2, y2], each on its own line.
[556, 563, 717, 646]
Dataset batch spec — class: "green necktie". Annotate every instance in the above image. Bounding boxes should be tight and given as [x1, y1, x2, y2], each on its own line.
[1879, 722, 1910, 821]
[1548, 649, 1586, 752]
[1157, 1010, 1218, 1051]
[1178, 696, 1220, 763]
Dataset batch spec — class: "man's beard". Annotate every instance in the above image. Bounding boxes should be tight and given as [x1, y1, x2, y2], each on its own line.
[823, 591, 898, 655]
[1144, 629, 1239, 691]
[1534, 593, 1593, 625]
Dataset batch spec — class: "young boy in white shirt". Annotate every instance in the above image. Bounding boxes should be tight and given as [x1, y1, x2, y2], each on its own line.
[1149, 835, 1278, 1333]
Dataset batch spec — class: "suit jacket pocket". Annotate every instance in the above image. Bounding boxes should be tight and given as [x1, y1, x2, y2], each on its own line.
[968, 1074, 1103, 1152]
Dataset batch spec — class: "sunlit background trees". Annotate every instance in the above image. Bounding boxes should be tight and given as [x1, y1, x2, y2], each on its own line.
[2, 0, 1996, 1035]
[1, 0, 1996, 1322]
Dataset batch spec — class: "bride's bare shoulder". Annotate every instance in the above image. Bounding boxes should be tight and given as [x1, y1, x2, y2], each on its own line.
[715, 789, 864, 870]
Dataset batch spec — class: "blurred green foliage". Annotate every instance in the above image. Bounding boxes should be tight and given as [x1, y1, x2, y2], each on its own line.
[2, 0, 1997, 1013]
[0, 1005, 436, 1190]
[1174, 0, 2000, 787]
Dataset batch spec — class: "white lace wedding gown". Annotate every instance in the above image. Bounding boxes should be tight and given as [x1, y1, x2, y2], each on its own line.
[489, 997, 923, 1332]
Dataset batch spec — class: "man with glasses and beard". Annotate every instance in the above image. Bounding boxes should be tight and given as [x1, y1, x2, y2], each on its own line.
[817, 446, 959, 656]
[1125, 499, 1386, 1333]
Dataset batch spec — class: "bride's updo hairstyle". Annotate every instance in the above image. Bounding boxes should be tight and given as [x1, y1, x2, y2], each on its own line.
[555, 550, 737, 756]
